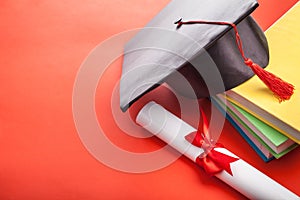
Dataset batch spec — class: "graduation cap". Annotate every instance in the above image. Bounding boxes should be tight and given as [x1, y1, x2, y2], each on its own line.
[120, 0, 294, 112]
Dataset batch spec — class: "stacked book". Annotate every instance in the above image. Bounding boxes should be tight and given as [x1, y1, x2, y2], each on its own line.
[212, 3, 300, 162]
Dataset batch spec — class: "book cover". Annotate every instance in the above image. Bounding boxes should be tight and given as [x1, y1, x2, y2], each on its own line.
[212, 96, 298, 159]
[211, 97, 274, 162]
[230, 100, 296, 154]
[218, 94, 297, 154]
[226, 2, 300, 143]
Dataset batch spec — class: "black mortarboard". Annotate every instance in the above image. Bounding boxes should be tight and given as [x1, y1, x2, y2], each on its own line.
[120, 0, 294, 112]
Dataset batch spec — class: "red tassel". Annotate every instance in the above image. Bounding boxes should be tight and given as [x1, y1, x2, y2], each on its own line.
[245, 59, 295, 102]
[175, 19, 295, 102]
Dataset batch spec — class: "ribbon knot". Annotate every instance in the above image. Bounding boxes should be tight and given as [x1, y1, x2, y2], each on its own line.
[185, 109, 239, 176]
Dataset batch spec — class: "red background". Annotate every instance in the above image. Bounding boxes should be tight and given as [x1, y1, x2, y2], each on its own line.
[0, 0, 299, 199]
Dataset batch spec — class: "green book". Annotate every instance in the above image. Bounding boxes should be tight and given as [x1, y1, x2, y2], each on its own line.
[231, 102, 296, 154]
[215, 95, 298, 159]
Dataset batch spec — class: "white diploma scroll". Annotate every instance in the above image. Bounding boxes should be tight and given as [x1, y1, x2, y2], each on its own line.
[136, 101, 299, 200]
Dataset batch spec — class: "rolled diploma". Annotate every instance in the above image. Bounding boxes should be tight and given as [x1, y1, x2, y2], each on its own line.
[136, 101, 299, 200]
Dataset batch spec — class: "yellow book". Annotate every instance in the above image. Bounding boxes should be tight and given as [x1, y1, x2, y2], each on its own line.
[226, 2, 300, 143]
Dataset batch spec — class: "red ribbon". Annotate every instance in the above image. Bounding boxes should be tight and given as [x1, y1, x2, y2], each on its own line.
[185, 109, 239, 176]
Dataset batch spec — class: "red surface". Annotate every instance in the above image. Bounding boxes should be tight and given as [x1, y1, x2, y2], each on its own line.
[1, 0, 299, 199]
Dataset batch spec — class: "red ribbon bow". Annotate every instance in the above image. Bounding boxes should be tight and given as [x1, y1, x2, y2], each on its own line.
[185, 109, 239, 176]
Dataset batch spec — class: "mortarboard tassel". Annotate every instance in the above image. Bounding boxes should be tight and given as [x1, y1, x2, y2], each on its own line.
[175, 19, 295, 102]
